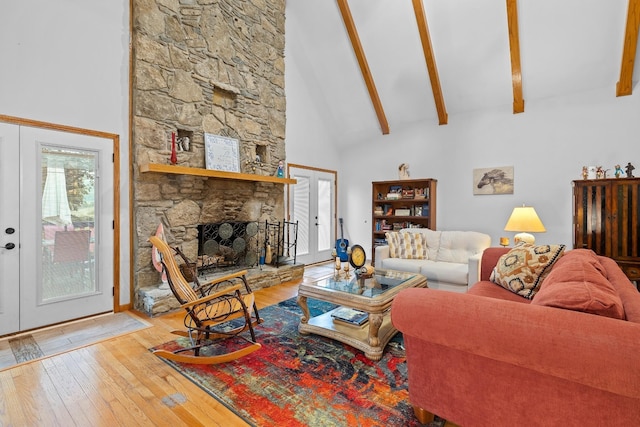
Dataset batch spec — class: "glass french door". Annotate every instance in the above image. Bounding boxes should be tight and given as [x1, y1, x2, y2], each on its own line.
[0, 123, 114, 335]
[289, 166, 336, 265]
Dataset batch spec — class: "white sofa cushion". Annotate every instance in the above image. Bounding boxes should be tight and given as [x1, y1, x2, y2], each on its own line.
[418, 260, 469, 286]
[436, 231, 492, 263]
[379, 257, 424, 274]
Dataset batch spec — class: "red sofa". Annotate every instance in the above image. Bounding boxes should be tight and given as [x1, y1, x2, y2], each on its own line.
[391, 247, 640, 426]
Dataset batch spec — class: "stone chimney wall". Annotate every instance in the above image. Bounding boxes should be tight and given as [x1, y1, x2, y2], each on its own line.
[132, 0, 287, 295]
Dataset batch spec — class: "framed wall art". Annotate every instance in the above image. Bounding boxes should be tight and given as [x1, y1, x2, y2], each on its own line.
[473, 166, 514, 195]
[204, 133, 240, 172]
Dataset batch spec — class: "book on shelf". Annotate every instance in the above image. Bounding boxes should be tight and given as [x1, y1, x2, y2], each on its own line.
[401, 188, 414, 199]
[331, 307, 369, 326]
[414, 187, 429, 199]
[395, 208, 411, 216]
[374, 237, 388, 246]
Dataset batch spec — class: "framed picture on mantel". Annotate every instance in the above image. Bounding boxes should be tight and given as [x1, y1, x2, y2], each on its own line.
[204, 133, 240, 172]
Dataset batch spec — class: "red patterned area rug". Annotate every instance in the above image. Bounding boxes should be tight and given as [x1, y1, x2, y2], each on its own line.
[152, 298, 445, 427]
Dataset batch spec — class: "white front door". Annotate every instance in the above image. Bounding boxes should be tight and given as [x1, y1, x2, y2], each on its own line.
[0, 124, 114, 335]
[0, 123, 20, 334]
[289, 166, 336, 265]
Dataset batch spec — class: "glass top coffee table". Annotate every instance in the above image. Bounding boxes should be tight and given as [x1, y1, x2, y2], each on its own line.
[297, 268, 427, 361]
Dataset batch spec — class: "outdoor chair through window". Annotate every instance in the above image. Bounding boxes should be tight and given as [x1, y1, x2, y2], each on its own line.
[48, 229, 92, 286]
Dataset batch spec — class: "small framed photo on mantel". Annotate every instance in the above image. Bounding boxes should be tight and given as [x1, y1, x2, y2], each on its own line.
[204, 133, 240, 172]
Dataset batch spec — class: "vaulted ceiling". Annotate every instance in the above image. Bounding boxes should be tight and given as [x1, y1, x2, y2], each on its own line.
[286, 0, 640, 143]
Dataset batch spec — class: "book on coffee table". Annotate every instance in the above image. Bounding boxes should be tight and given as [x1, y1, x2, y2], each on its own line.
[331, 307, 369, 326]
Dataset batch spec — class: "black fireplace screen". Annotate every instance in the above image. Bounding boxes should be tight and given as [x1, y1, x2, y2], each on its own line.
[197, 221, 259, 271]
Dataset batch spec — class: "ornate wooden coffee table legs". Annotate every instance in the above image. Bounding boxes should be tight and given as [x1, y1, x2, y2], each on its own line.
[367, 313, 383, 348]
[297, 295, 310, 328]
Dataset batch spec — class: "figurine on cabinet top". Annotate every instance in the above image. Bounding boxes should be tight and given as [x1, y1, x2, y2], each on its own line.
[596, 166, 608, 179]
[626, 162, 635, 178]
[614, 164, 625, 178]
[582, 166, 589, 180]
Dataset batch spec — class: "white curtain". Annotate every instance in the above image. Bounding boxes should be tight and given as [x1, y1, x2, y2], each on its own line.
[42, 158, 72, 225]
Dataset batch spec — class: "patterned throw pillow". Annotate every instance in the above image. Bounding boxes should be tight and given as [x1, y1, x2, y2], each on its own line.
[386, 232, 402, 258]
[490, 243, 566, 299]
[402, 232, 425, 259]
[385, 231, 426, 259]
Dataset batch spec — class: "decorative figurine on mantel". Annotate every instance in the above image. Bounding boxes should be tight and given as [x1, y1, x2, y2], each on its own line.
[276, 160, 284, 178]
[626, 162, 635, 178]
[177, 136, 190, 151]
[247, 155, 264, 173]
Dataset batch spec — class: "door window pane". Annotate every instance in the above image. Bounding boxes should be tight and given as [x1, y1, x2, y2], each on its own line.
[317, 178, 331, 251]
[293, 175, 310, 256]
[41, 146, 97, 302]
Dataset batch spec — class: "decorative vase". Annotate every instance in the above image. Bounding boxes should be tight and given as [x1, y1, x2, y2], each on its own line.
[170, 132, 178, 165]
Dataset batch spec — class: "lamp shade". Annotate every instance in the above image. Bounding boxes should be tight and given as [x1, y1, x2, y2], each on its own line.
[504, 206, 546, 244]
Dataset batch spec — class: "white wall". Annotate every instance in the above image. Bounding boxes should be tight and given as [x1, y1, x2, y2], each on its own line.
[286, 72, 640, 255]
[0, 1, 131, 305]
[352, 86, 640, 252]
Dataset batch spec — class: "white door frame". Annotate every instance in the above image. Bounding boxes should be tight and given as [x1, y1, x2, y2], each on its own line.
[0, 115, 120, 335]
[287, 164, 337, 265]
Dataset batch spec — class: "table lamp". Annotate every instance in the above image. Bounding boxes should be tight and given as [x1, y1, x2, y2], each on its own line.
[504, 205, 546, 244]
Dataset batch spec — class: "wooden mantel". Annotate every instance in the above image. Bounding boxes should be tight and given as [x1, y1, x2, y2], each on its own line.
[140, 163, 297, 184]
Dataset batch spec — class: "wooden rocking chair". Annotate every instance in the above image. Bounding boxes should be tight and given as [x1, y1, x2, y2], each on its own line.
[149, 236, 262, 364]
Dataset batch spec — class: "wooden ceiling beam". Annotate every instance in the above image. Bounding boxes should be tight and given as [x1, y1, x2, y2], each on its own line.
[506, 0, 525, 113]
[617, 0, 640, 96]
[412, 0, 448, 125]
[336, 0, 390, 135]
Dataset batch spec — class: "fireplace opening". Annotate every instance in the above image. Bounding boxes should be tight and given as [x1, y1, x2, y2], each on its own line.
[196, 221, 259, 273]
[194, 220, 299, 274]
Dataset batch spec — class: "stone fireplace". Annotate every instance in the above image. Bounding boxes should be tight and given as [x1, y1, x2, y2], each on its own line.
[131, 0, 302, 316]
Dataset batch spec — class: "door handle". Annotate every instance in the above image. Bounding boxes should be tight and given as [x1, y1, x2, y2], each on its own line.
[2, 243, 15, 250]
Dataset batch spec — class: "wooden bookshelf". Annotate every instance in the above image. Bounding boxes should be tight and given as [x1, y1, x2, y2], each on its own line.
[139, 163, 297, 184]
[371, 178, 437, 264]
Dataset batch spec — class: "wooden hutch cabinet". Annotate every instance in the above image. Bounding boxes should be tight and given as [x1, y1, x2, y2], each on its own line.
[573, 178, 640, 282]
[371, 178, 437, 264]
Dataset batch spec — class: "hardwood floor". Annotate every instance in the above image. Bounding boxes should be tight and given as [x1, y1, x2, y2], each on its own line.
[0, 262, 335, 427]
